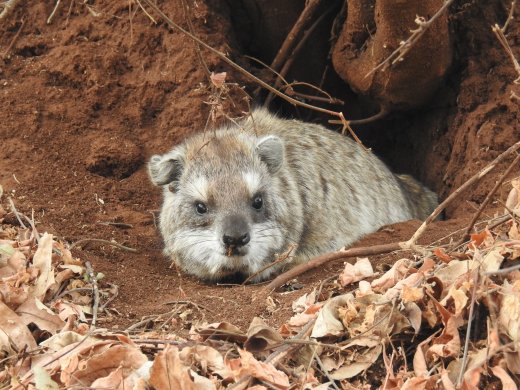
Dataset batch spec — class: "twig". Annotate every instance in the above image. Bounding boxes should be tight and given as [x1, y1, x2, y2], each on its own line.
[485, 263, 520, 276]
[270, 0, 323, 73]
[456, 269, 480, 386]
[7, 197, 27, 229]
[69, 238, 137, 252]
[265, 3, 332, 106]
[404, 141, 520, 249]
[366, 0, 455, 77]
[265, 242, 402, 291]
[99, 283, 119, 311]
[492, 24, 520, 84]
[47, 0, 61, 24]
[139, 0, 354, 126]
[85, 261, 100, 328]
[0, 0, 21, 20]
[242, 245, 296, 285]
[2, 17, 25, 59]
[180, 0, 211, 80]
[455, 153, 520, 247]
[501, 0, 517, 34]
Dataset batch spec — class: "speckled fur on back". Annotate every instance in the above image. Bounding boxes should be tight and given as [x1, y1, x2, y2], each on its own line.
[148, 109, 438, 282]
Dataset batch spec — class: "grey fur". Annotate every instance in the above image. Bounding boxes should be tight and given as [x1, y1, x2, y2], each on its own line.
[148, 109, 438, 282]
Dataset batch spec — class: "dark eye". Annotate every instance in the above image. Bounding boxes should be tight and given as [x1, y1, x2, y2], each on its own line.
[195, 202, 208, 215]
[252, 195, 263, 210]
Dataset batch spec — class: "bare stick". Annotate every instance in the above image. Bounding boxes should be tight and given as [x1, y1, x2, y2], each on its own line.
[0, 0, 21, 20]
[270, 0, 323, 72]
[265, 4, 332, 106]
[265, 242, 402, 291]
[99, 283, 119, 311]
[492, 24, 520, 83]
[455, 153, 520, 247]
[47, 0, 61, 24]
[69, 238, 137, 252]
[242, 244, 296, 285]
[85, 261, 100, 329]
[366, 0, 455, 77]
[180, 0, 211, 80]
[140, 0, 346, 120]
[7, 197, 27, 229]
[404, 141, 520, 249]
[97, 221, 134, 229]
[501, 0, 517, 34]
[456, 270, 479, 386]
[2, 17, 25, 59]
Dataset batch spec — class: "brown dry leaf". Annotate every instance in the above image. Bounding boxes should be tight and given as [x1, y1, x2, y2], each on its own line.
[403, 302, 422, 334]
[67, 344, 149, 387]
[0, 247, 26, 278]
[356, 280, 373, 297]
[339, 257, 374, 286]
[150, 345, 202, 390]
[244, 317, 283, 352]
[490, 364, 516, 390]
[433, 247, 452, 263]
[311, 294, 352, 338]
[90, 366, 132, 390]
[15, 297, 65, 334]
[32, 233, 56, 300]
[401, 284, 424, 303]
[179, 345, 230, 380]
[194, 322, 246, 344]
[440, 286, 469, 316]
[469, 229, 493, 248]
[371, 259, 412, 292]
[210, 72, 227, 88]
[498, 280, 520, 341]
[480, 247, 504, 273]
[324, 341, 382, 380]
[426, 299, 461, 360]
[226, 348, 289, 389]
[51, 299, 90, 322]
[292, 290, 317, 313]
[400, 377, 428, 390]
[288, 303, 322, 327]
[509, 221, 520, 240]
[505, 180, 519, 212]
[0, 300, 37, 353]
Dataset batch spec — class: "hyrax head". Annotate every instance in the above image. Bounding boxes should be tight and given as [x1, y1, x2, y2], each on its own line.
[148, 130, 287, 282]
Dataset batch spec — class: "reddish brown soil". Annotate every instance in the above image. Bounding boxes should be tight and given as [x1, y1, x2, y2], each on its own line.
[0, 0, 518, 335]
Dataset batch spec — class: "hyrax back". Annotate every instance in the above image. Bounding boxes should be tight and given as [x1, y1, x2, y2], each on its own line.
[148, 109, 438, 282]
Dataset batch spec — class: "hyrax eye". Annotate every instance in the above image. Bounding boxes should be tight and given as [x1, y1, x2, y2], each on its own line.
[195, 202, 208, 215]
[252, 195, 263, 210]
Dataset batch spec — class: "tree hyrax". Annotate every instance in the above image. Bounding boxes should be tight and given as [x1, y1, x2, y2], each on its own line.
[148, 109, 438, 282]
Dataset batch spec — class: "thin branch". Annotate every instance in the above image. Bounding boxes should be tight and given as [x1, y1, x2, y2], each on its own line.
[7, 197, 27, 229]
[270, 0, 323, 72]
[455, 153, 520, 247]
[180, 0, 211, 80]
[69, 238, 137, 252]
[0, 0, 21, 20]
[265, 242, 402, 291]
[404, 141, 520, 249]
[47, 0, 61, 24]
[85, 261, 100, 329]
[2, 17, 25, 59]
[366, 0, 455, 77]
[242, 244, 296, 285]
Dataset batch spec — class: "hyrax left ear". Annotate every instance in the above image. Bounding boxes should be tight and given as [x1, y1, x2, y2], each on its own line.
[148, 149, 185, 187]
[255, 135, 284, 174]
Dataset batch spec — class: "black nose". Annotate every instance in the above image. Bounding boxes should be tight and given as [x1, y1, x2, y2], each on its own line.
[223, 232, 250, 247]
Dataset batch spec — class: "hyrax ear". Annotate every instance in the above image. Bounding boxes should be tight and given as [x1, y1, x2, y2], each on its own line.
[148, 149, 185, 187]
[255, 135, 284, 174]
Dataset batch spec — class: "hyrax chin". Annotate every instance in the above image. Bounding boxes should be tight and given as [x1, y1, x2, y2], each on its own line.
[148, 109, 438, 283]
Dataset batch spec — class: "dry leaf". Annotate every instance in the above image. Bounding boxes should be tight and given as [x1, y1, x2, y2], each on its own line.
[194, 322, 246, 344]
[227, 349, 289, 389]
[371, 259, 412, 292]
[32, 233, 56, 300]
[0, 300, 37, 353]
[401, 284, 424, 303]
[244, 317, 283, 352]
[16, 297, 65, 334]
[33, 365, 59, 390]
[498, 280, 520, 341]
[339, 257, 374, 286]
[150, 345, 200, 390]
[179, 345, 230, 380]
[210, 72, 227, 88]
[311, 294, 352, 338]
[491, 364, 516, 390]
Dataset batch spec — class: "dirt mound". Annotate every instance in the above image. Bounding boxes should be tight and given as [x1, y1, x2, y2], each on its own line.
[0, 0, 518, 363]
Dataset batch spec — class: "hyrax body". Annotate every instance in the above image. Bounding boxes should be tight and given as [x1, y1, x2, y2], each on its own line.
[149, 109, 438, 282]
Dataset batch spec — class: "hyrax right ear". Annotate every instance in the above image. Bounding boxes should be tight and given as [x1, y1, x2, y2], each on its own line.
[256, 136, 284, 174]
[148, 149, 185, 187]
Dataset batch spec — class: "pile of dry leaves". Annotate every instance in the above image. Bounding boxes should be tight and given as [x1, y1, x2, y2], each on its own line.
[1, 182, 520, 389]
